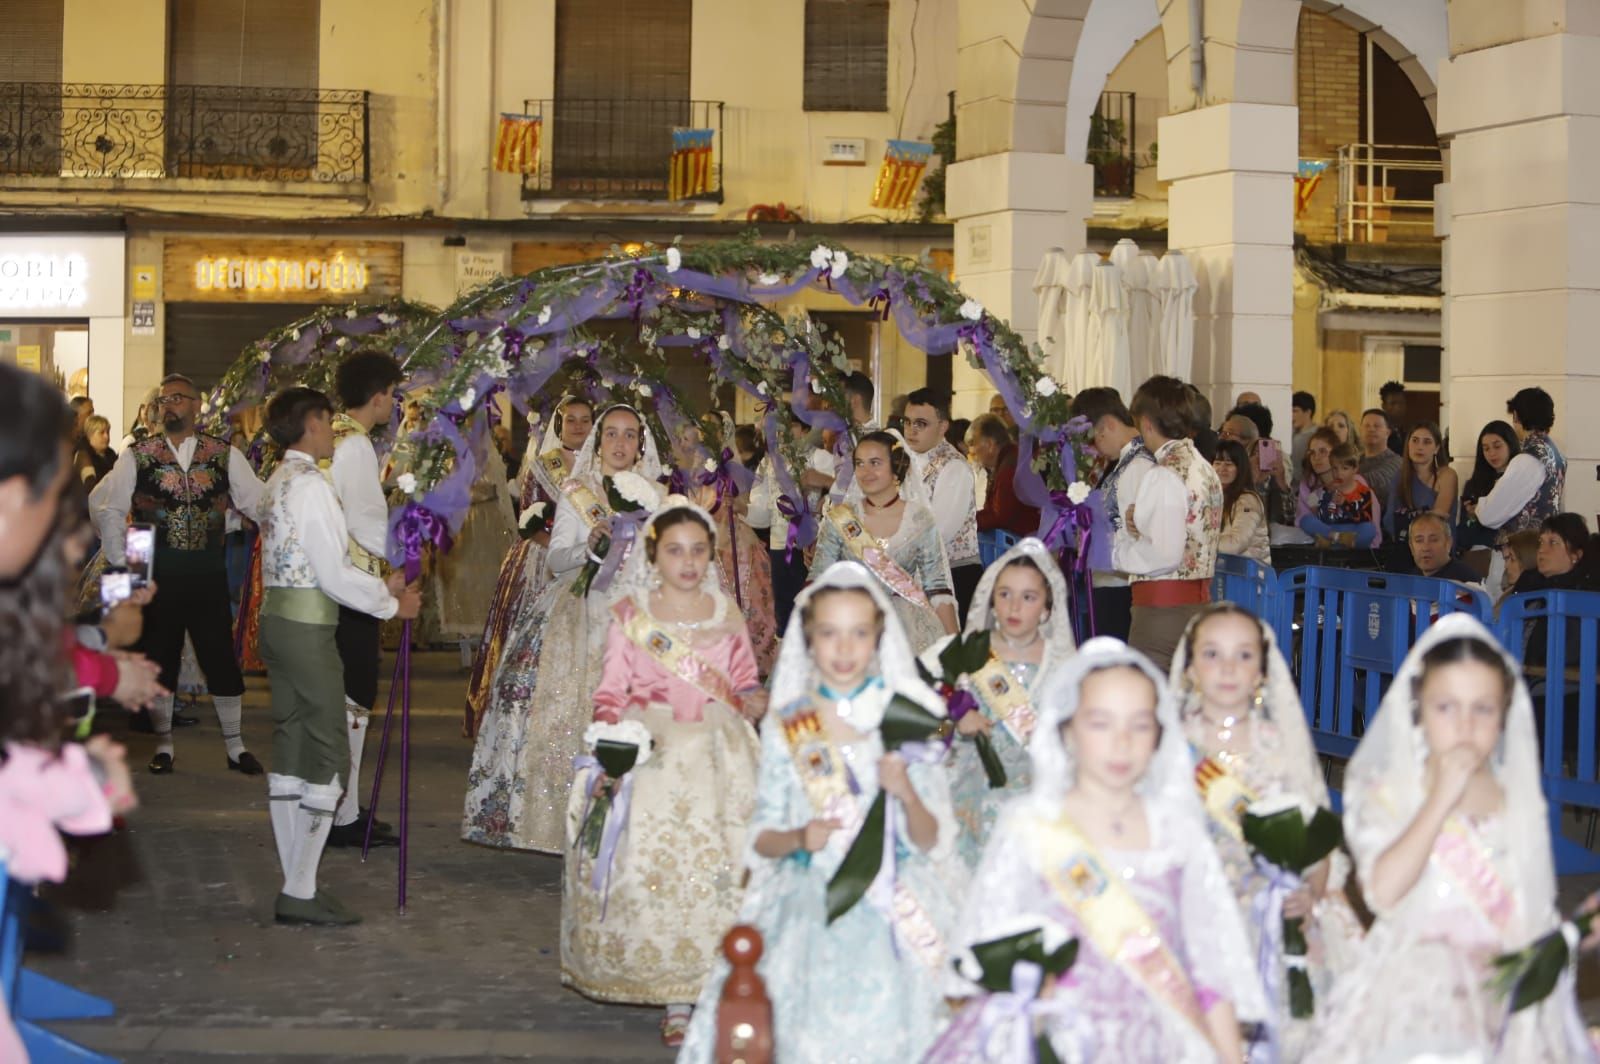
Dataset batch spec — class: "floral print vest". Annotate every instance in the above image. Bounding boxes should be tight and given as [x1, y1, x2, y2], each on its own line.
[1507, 432, 1565, 535]
[922, 441, 979, 565]
[130, 433, 232, 574]
[260, 456, 325, 589]
[1131, 438, 1223, 583]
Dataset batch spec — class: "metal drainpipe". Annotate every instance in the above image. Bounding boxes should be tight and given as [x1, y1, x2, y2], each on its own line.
[437, 0, 451, 208]
[1188, 0, 1205, 105]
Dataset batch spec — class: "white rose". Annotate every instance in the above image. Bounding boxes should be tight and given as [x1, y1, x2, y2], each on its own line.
[717, 334, 732, 351]
[377, 312, 397, 324]
[637, 382, 653, 397]
[756, 381, 769, 395]
[537, 305, 552, 326]
[703, 458, 718, 473]
[810, 245, 834, 270]
[665, 246, 682, 273]
[1067, 480, 1091, 506]
[686, 326, 701, 339]
[459, 386, 477, 410]
[1037, 376, 1059, 398]
[610, 470, 661, 511]
[582, 719, 655, 767]
[810, 376, 823, 394]
[518, 501, 548, 528]
[335, 337, 349, 349]
[397, 472, 417, 495]
[1246, 793, 1317, 822]
[758, 272, 782, 286]
[345, 307, 358, 318]
[256, 347, 271, 364]
[829, 250, 849, 279]
[959, 299, 984, 321]
[489, 356, 511, 379]
[289, 328, 301, 341]
[953, 917, 1073, 983]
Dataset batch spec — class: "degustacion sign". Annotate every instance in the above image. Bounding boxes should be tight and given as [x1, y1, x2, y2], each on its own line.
[163, 238, 402, 303]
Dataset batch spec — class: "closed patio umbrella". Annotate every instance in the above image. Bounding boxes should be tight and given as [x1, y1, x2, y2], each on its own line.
[1031, 247, 1073, 383]
[1155, 250, 1198, 382]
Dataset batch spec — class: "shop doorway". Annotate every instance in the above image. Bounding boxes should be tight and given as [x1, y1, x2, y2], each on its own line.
[164, 302, 312, 390]
[0, 320, 90, 395]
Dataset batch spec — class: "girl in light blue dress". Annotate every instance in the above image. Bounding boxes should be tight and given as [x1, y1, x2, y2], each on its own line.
[677, 561, 959, 1063]
[920, 537, 1075, 870]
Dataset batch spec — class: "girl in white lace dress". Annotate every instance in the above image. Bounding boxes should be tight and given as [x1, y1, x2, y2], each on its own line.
[928, 637, 1268, 1064]
[1306, 615, 1597, 1063]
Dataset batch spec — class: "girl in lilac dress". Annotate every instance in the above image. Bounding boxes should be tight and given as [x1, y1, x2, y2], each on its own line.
[929, 638, 1267, 1063]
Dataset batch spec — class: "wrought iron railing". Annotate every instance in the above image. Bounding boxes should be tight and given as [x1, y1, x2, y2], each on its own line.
[1335, 143, 1443, 242]
[0, 82, 369, 183]
[1089, 90, 1136, 199]
[519, 98, 724, 201]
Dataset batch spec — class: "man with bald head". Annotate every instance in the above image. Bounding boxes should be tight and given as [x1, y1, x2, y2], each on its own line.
[1234, 390, 1262, 408]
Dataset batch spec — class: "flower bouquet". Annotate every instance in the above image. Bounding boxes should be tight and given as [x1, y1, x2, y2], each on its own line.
[919, 630, 1007, 788]
[575, 718, 654, 861]
[571, 470, 658, 597]
[952, 918, 1081, 1064]
[1489, 900, 1597, 1013]
[1240, 794, 1343, 1018]
[825, 693, 952, 923]
[517, 500, 552, 540]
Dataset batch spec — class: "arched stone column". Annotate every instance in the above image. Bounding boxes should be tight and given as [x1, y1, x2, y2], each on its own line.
[1157, 0, 1301, 426]
[947, 0, 1094, 416]
[1438, 0, 1600, 521]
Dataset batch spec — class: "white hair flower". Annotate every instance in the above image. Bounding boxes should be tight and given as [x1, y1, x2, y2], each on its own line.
[397, 472, 417, 495]
[959, 299, 984, 321]
[665, 246, 681, 273]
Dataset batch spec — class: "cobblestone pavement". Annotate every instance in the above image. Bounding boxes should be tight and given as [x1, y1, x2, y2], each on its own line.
[25, 649, 1600, 1060]
[29, 650, 671, 1062]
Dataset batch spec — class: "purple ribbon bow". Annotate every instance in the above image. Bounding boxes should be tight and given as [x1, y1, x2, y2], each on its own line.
[972, 962, 1095, 1064]
[1248, 855, 1301, 1064]
[590, 507, 649, 595]
[391, 501, 454, 582]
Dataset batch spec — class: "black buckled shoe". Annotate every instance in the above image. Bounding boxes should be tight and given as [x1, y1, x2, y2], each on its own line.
[227, 751, 265, 776]
[327, 819, 399, 849]
[147, 751, 174, 775]
[274, 892, 361, 927]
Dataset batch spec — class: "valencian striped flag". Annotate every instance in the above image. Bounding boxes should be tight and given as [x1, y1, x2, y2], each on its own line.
[494, 113, 542, 174]
[870, 139, 934, 210]
[669, 128, 715, 200]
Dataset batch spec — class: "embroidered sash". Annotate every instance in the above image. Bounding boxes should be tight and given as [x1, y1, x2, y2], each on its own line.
[1031, 812, 1209, 1040]
[614, 597, 747, 718]
[565, 481, 611, 529]
[1192, 755, 1257, 844]
[536, 449, 570, 493]
[826, 504, 931, 609]
[968, 655, 1037, 745]
[776, 699, 946, 973]
[1431, 815, 1516, 937]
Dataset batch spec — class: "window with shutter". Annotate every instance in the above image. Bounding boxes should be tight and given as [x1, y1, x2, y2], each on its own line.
[551, 0, 692, 196]
[166, 0, 322, 179]
[804, 0, 889, 112]
[0, 0, 64, 175]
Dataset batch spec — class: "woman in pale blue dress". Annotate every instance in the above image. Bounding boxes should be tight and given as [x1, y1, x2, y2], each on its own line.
[919, 537, 1075, 870]
[807, 431, 957, 655]
[677, 562, 959, 1063]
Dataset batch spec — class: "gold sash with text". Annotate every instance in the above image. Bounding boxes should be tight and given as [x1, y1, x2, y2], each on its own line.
[826, 504, 931, 609]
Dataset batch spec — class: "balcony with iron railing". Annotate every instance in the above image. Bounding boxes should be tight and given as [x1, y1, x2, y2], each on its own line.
[519, 98, 724, 202]
[0, 82, 369, 186]
[1334, 143, 1443, 243]
[1089, 91, 1136, 199]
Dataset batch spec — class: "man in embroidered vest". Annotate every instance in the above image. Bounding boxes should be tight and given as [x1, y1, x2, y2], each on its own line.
[900, 387, 982, 620]
[259, 387, 419, 926]
[1117, 375, 1223, 671]
[91, 373, 268, 775]
[1071, 387, 1154, 642]
[321, 352, 406, 849]
[1471, 386, 1566, 538]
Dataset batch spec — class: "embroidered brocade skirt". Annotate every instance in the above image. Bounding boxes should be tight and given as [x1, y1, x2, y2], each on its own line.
[560, 701, 759, 1005]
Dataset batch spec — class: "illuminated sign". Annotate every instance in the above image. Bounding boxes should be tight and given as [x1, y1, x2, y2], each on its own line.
[192, 255, 371, 295]
[0, 253, 90, 310]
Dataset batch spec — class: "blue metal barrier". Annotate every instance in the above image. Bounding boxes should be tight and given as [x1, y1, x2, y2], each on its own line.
[977, 529, 1019, 568]
[2, 861, 117, 1061]
[1279, 567, 1492, 760]
[1495, 590, 1600, 875]
[1212, 554, 1291, 649]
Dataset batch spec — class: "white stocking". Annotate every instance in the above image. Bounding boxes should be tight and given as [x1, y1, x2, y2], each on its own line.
[334, 700, 369, 827]
[284, 777, 341, 900]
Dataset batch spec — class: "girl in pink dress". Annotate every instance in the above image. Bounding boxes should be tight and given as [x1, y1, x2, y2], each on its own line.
[560, 498, 765, 1047]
